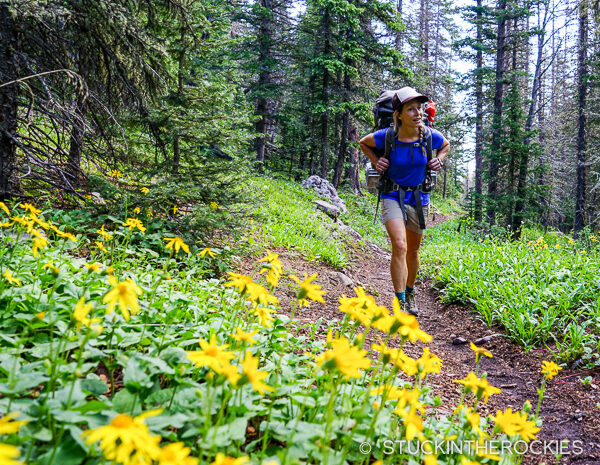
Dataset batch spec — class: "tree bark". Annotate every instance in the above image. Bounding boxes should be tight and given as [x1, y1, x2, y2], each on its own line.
[486, 0, 507, 225]
[0, 4, 20, 200]
[574, 1, 587, 234]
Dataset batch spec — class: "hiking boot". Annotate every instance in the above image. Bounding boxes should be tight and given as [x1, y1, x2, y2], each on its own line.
[405, 290, 419, 317]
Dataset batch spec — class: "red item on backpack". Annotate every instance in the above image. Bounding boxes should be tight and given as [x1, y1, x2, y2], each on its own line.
[424, 100, 436, 126]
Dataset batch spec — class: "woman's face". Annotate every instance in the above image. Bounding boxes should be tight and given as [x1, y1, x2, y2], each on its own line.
[398, 100, 424, 128]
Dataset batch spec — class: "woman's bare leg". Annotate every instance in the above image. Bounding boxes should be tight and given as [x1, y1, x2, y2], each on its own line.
[385, 217, 408, 293]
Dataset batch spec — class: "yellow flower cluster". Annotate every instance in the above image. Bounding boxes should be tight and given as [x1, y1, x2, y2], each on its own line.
[82, 409, 200, 465]
[339, 289, 432, 342]
[317, 337, 371, 379]
[493, 408, 540, 442]
[186, 335, 273, 394]
[259, 250, 283, 288]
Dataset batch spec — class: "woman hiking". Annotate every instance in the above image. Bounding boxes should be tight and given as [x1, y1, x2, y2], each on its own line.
[359, 87, 450, 316]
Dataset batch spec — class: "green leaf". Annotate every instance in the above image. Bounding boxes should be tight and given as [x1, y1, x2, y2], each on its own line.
[81, 374, 108, 396]
[37, 435, 86, 465]
[112, 389, 140, 415]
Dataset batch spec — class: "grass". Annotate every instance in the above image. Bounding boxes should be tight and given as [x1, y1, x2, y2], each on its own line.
[421, 219, 600, 367]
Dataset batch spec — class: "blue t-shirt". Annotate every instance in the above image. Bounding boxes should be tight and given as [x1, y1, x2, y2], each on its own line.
[373, 127, 445, 206]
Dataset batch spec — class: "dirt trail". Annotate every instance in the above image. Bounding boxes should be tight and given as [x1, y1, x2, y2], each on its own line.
[243, 214, 600, 465]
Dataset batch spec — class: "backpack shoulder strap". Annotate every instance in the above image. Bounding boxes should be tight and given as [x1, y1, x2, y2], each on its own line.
[423, 126, 433, 161]
[384, 126, 394, 160]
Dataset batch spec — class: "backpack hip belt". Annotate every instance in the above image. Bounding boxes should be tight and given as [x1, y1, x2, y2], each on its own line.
[381, 181, 427, 231]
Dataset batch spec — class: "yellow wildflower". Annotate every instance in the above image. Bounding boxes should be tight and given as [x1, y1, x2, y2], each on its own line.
[157, 442, 198, 465]
[241, 351, 274, 395]
[173, 205, 178, 215]
[82, 410, 162, 465]
[454, 372, 501, 403]
[289, 273, 326, 307]
[96, 225, 113, 242]
[210, 201, 218, 210]
[18, 203, 41, 216]
[0, 443, 23, 465]
[317, 337, 371, 379]
[122, 218, 146, 233]
[416, 347, 443, 378]
[84, 262, 102, 273]
[541, 360, 562, 380]
[590, 234, 597, 242]
[73, 297, 103, 333]
[392, 298, 432, 343]
[2, 270, 21, 286]
[215, 363, 241, 386]
[252, 306, 276, 328]
[103, 276, 143, 321]
[224, 272, 253, 294]
[210, 453, 250, 465]
[147, 210, 154, 218]
[95, 241, 108, 253]
[493, 408, 540, 442]
[163, 237, 190, 254]
[568, 237, 575, 245]
[198, 247, 216, 258]
[133, 207, 141, 215]
[259, 250, 282, 288]
[0, 202, 9, 216]
[230, 328, 258, 346]
[395, 408, 423, 441]
[32, 235, 48, 257]
[470, 342, 493, 362]
[0, 413, 28, 434]
[245, 282, 278, 305]
[140, 187, 149, 195]
[51, 226, 77, 241]
[186, 334, 235, 371]
[0, 221, 13, 228]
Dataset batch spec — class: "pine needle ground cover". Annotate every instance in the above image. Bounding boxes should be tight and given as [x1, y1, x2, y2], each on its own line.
[0, 200, 555, 465]
[420, 220, 600, 367]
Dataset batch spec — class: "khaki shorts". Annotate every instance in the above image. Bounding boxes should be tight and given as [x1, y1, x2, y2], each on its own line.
[381, 198, 430, 234]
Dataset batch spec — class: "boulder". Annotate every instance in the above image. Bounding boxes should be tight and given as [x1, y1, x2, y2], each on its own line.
[314, 200, 340, 219]
[302, 176, 347, 214]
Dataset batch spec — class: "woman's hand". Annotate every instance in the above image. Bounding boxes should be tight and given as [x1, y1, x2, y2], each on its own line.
[376, 157, 390, 173]
[428, 157, 443, 171]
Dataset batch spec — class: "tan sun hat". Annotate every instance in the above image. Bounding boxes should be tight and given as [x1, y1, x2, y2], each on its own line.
[392, 87, 429, 110]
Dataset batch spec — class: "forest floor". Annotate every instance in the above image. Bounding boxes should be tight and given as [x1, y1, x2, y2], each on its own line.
[242, 213, 600, 465]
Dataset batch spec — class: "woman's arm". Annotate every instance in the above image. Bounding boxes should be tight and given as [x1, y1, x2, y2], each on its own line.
[428, 136, 450, 171]
[359, 133, 390, 173]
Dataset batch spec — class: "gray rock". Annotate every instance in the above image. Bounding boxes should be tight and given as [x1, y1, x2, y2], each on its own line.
[302, 176, 347, 213]
[452, 337, 468, 345]
[314, 200, 340, 218]
[334, 272, 353, 287]
[474, 336, 492, 345]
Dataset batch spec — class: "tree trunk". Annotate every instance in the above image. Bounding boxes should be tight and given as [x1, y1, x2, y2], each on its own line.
[254, 0, 274, 171]
[486, 0, 507, 225]
[173, 26, 186, 174]
[395, 0, 403, 55]
[474, 0, 484, 222]
[574, 1, 587, 234]
[333, 110, 349, 189]
[319, 6, 331, 179]
[0, 4, 20, 200]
